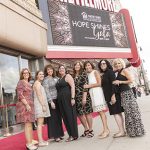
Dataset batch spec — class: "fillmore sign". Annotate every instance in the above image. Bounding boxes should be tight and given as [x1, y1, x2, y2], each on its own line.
[59, 0, 119, 12]
[47, 0, 138, 62]
[48, 0, 129, 48]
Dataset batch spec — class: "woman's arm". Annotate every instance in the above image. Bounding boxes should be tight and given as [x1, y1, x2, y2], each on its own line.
[121, 69, 133, 84]
[113, 69, 133, 85]
[66, 74, 75, 106]
[84, 70, 101, 89]
[17, 80, 31, 111]
[66, 74, 75, 99]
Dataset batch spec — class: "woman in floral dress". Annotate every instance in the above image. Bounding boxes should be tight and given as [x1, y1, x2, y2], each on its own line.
[16, 68, 37, 150]
[73, 61, 93, 138]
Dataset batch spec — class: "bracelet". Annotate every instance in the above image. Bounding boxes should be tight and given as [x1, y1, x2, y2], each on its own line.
[71, 97, 74, 99]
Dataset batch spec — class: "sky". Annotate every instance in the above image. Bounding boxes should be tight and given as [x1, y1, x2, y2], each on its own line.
[120, 0, 150, 78]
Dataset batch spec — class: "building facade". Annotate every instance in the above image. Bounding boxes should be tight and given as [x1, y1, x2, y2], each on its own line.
[0, 0, 47, 136]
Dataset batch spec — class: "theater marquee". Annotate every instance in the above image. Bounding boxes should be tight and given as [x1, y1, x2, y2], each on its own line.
[46, 0, 138, 64]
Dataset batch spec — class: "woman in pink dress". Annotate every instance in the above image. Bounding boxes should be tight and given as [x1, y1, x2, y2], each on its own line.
[16, 68, 37, 150]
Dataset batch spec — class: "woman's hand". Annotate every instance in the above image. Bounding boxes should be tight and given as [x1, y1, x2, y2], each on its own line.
[26, 104, 31, 112]
[110, 95, 116, 105]
[71, 99, 75, 106]
[50, 101, 56, 109]
[84, 84, 89, 89]
[113, 80, 120, 85]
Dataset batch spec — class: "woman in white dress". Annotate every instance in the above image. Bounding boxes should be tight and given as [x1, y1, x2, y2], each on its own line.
[33, 71, 50, 146]
[84, 61, 110, 139]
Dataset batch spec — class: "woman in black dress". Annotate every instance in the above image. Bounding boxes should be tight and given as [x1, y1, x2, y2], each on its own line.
[113, 58, 145, 137]
[43, 64, 64, 142]
[56, 65, 78, 142]
[98, 60, 125, 138]
[73, 61, 93, 137]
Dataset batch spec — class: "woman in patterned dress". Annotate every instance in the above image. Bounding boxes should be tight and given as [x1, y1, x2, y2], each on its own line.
[16, 68, 37, 150]
[33, 71, 50, 146]
[113, 58, 145, 137]
[84, 61, 109, 139]
[73, 61, 93, 137]
[43, 64, 64, 142]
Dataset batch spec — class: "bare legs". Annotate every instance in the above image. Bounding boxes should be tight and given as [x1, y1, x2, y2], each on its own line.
[113, 113, 126, 137]
[85, 113, 93, 131]
[25, 122, 33, 145]
[25, 122, 37, 149]
[37, 117, 48, 146]
[78, 113, 93, 136]
[37, 117, 44, 142]
[98, 111, 110, 138]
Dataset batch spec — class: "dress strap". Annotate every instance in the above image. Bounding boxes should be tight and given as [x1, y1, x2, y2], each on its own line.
[117, 68, 124, 75]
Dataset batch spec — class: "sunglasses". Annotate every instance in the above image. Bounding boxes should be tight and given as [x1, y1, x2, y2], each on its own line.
[101, 62, 106, 65]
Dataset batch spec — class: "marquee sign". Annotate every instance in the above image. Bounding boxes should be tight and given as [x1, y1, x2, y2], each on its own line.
[46, 0, 135, 61]
[59, 0, 119, 12]
[49, 2, 129, 48]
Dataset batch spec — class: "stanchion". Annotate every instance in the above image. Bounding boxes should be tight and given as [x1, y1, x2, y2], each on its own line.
[3, 105, 11, 137]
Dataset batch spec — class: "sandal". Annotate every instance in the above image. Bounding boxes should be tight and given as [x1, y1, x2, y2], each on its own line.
[113, 132, 126, 138]
[87, 130, 94, 138]
[32, 140, 38, 145]
[99, 131, 110, 139]
[54, 138, 61, 142]
[38, 141, 49, 147]
[80, 130, 89, 137]
[26, 144, 38, 150]
[65, 136, 78, 142]
[60, 137, 64, 140]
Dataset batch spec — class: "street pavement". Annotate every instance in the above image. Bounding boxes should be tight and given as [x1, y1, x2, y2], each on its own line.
[39, 95, 150, 150]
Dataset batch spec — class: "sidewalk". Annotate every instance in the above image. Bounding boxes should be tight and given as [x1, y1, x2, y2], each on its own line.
[39, 95, 150, 150]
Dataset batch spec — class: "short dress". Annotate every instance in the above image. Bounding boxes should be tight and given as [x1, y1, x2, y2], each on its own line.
[34, 84, 50, 119]
[88, 70, 107, 112]
[74, 72, 93, 116]
[16, 80, 35, 123]
[101, 69, 124, 115]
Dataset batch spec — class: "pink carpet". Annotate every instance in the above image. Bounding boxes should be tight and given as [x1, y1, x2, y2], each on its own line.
[0, 113, 101, 150]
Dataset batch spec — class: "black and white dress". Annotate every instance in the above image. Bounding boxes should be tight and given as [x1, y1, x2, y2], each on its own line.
[116, 69, 145, 137]
[74, 72, 93, 116]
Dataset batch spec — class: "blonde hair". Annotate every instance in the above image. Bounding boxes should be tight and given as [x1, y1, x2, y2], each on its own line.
[112, 58, 126, 69]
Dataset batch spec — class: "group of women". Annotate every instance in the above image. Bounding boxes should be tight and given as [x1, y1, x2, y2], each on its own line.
[16, 58, 145, 150]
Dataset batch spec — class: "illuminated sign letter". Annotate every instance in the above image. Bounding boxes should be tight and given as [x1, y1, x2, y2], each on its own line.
[94, 0, 102, 10]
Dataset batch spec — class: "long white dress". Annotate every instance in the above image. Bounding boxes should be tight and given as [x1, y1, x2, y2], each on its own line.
[88, 70, 107, 112]
[34, 85, 50, 119]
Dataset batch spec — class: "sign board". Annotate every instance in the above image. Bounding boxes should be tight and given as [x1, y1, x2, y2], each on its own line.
[46, 0, 132, 59]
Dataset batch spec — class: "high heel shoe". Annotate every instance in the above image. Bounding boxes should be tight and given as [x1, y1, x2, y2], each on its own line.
[113, 132, 126, 138]
[26, 144, 38, 150]
[38, 141, 49, 147]
[98, 130, 110, 139]
[32, 140, 38, 145]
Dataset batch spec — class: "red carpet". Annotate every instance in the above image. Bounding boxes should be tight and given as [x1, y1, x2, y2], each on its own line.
[0, 113, 101, 150]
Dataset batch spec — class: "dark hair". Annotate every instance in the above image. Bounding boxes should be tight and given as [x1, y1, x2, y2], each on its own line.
[44, 64, 56, 77]
[34, 70, 43, 81]
[57, 64, 68, 77]
[20, 68, 32, 81]
[73, 61, 84, 78]
[98, 59, 113, 73]
[84, 61, 95, 70]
